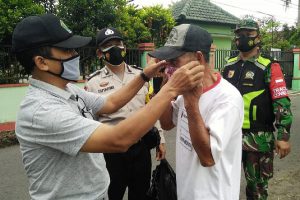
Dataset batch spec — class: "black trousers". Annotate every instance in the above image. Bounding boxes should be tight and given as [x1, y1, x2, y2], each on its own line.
[104, 141, 152, 200]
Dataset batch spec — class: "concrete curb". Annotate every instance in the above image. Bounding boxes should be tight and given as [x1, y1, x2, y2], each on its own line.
[288, 90, 300, 96]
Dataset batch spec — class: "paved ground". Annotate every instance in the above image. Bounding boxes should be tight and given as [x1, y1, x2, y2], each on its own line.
[0, 94, 299, 200]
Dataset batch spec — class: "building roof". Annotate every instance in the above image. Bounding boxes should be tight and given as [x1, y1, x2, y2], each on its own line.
[173, 0, 240, 26]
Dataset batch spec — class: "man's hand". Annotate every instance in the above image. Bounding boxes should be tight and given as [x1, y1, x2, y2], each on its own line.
[183, 84, 203, 109]
[164, 61, 204, 96]
[143, 58, 166, 79]
[275, 140, 291, 159]
[156, 143, 166, 161]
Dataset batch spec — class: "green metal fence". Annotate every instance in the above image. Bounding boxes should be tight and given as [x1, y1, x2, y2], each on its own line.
[0, 44, 294, 88]
[0, 45, 142, 84]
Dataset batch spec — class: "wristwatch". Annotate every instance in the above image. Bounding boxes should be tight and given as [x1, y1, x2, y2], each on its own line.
[140, 72, 150, 82]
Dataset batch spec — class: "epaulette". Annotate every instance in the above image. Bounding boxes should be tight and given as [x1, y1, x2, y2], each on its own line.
[257, 55, 272, 68]
[130, 65, 143, 71]
[224, 55, 240, 68]
[86, 70, 101, 81]
[260, 53, 277, 62]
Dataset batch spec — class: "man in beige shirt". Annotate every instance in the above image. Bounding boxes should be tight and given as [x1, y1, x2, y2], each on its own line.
[86, 27, 165, 200]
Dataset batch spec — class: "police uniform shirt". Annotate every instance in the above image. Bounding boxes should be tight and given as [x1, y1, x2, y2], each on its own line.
[86, 64, 149, 125]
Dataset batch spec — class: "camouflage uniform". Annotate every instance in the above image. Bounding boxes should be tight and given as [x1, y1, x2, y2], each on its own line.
[222, 19, 292, 200]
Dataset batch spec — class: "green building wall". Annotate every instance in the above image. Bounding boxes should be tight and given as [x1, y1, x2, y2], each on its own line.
[0, 83, 85, 124]
[292, 49, 300, 91]
[179, 21, 235, 50]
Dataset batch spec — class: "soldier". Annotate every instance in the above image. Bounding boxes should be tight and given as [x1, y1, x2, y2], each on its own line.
[85, 27, 166, 200]
[222, 18, 293, 200]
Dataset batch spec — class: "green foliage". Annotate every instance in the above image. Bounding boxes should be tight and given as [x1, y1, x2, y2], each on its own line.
[111, 5, 175, 48]
[33, 0, 56, 13]
[289, 29, 300, 47]
[139, 5, 175, 47]
[0, 0, 44, 44]
[57, 0, 127, 38]
[113, 5, 151, 48]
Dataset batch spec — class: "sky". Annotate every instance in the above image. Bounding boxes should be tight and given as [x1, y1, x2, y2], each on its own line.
[131, 0, 299, 26]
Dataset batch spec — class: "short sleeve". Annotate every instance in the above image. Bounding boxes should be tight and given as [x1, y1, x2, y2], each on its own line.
[171, 97, 181, 126]
[23, 102, 101, 156]
[206, 103, 243, 163]
[269, 62, 288, 100]
[68, 83, 106, 115]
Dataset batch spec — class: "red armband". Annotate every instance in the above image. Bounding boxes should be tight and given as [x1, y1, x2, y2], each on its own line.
[269, 63, 288, 100]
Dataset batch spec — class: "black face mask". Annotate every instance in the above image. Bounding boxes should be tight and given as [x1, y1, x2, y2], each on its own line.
[236, 35, 259, 52]
[102, 46, 126, 66]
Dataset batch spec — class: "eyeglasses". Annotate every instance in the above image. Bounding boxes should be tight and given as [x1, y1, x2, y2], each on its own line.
[76, 95, 94, 119]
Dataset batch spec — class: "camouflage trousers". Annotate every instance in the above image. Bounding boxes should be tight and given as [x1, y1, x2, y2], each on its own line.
[242, 151, 274, 200]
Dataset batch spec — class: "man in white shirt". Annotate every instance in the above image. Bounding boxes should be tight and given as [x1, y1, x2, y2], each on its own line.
[149, 24, 244, 200]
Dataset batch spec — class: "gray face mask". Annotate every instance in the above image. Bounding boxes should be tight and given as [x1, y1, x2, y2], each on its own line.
[46, 55, 81, 81]
[60, 55, 80, 81]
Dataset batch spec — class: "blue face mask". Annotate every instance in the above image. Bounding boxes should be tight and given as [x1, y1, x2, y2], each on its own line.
[46, 55, 81, 81]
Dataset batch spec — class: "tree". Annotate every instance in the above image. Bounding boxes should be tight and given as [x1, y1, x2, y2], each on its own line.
[33, 0, 56, 13]
[112, 5, 151, 48]
[112, 5, 175, 48]
[57, 0, 127, 38]
[0, 0, 44, 44]
[139, 5, 175, 47]
[259, 17, 292, 51]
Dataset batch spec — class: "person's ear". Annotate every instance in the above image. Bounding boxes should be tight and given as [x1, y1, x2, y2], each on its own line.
[96, 49, 103, 59]
[195, 51, 205, 64]
[33, 56, 49, 71]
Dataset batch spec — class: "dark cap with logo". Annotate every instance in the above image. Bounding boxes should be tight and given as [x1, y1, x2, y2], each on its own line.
[96, 27, 123, 47]
[148, 24, 213, 60]
[12, 14, 92, 53]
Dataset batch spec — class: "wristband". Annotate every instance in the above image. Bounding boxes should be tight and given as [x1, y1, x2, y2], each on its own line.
[140, 72, 150, 82]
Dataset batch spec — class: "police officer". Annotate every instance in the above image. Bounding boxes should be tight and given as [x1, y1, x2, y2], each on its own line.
[222, 19, 293, 200]
[85, 27, 166, 200]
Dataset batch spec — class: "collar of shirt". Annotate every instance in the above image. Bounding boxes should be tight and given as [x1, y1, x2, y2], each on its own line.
[29, 77, 75, 101]
[103, 64, 134, 76]
[238, 53, 260, 63]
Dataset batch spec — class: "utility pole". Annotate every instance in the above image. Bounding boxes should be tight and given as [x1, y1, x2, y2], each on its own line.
[271, 17, 274, 48]
[298, 0, 300, 27]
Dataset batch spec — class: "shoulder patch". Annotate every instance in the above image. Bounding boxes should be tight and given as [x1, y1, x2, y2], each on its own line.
[256, 55, 272, 67]
[224, 56, 239, 68]
[86, 70, 101, 81]
[130, 65, 143, 71]
[227, 56, 239, 63]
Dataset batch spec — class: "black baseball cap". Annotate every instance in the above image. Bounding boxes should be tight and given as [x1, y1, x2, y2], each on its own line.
[96, 27, 123, 47]
[148, 24, 213, 60]
[12, 14, 92, 53]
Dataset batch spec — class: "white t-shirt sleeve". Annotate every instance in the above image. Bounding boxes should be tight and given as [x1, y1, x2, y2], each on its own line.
[206, 103, 243, 163]
[171, 97, 181, 126]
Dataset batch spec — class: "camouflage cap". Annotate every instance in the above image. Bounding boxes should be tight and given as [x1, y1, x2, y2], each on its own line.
[235, 18, 259, 33]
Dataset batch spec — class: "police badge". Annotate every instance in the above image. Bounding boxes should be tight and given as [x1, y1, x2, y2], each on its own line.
[228, 70, 235, 78]
[245, 71, 255, 79]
